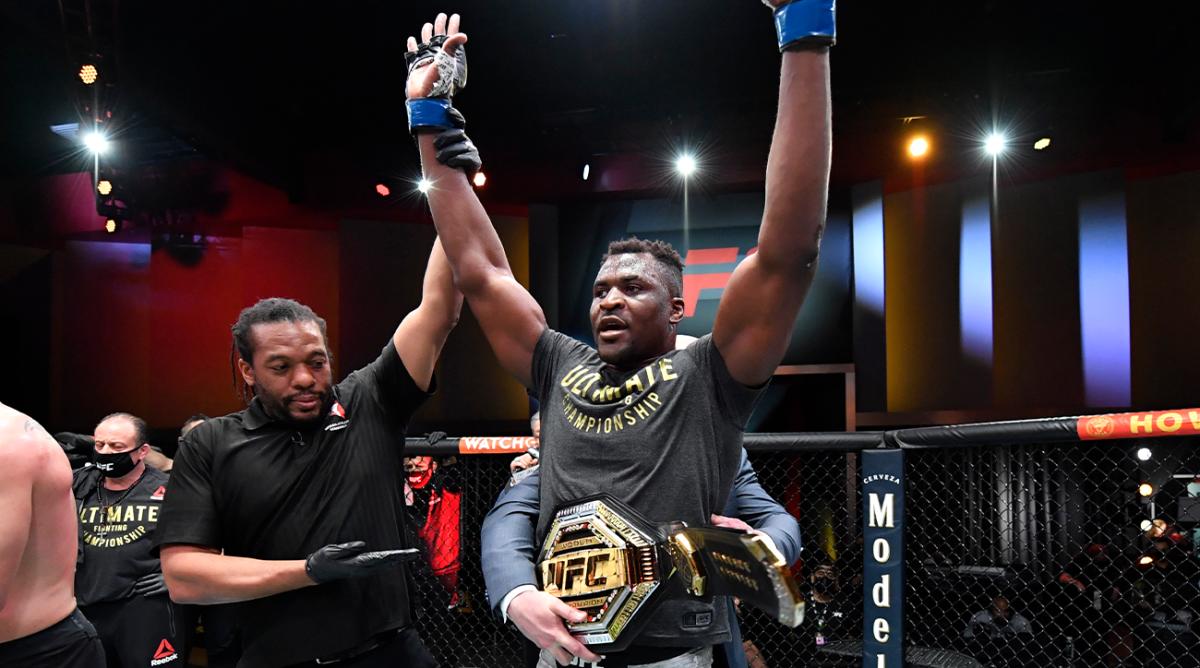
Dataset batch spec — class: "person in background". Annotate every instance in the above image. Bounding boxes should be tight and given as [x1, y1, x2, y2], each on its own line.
[75, 412, 188, 668]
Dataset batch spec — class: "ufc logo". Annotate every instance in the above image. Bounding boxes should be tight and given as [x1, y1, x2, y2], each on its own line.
[682, 247, 756, 317]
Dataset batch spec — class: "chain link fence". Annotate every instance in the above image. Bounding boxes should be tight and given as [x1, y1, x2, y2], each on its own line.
[905, 437, 1200, 668]
[399, 432, 1200, 667]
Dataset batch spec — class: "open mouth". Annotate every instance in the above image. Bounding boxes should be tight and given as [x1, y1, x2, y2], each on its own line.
[597, 316, 628, 342]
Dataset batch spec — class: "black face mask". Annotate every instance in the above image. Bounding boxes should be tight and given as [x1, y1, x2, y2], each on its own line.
[813, 578, 834, 596]
[93, 450, 139, 478]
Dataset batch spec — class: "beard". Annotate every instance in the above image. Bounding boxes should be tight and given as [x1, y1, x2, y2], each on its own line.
[256, 388, 333, 427]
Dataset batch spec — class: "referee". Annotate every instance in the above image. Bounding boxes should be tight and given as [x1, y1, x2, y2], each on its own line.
[158, 239, 461, 667]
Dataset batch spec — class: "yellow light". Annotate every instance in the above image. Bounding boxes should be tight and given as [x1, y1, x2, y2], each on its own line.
[472, 171, 487, 188]
[907, 136, 930, 159]
[79, 64, 98, 85]
[1138, 482, 1154, 497]
[1137, 555, 1154, 566]
[97, 180, 113, 196]
[104, 219, 117, 234]
[1034, 137, 1051, 151]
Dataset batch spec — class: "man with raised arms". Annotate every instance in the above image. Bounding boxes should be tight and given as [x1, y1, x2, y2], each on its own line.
[406, 4, 832, 665]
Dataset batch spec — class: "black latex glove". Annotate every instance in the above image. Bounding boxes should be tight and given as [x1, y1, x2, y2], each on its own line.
[132, 572, 169, 597]
[433, 128, 482, 178]
[304, 541, 420, 584]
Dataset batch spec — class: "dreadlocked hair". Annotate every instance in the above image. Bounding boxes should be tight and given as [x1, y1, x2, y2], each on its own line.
[602, 237, 685, 298]
[229, 298, 329, 404]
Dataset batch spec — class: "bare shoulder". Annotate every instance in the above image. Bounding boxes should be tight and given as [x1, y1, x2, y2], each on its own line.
[0, 406, 57, 471]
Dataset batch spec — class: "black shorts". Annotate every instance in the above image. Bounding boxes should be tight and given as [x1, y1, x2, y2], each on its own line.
[81, 595, 191, 668]
[0, 608, 105, 668]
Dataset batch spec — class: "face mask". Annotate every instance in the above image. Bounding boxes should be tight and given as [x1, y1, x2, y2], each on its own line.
[813, 578, 834, 596]
[94, 449, 139, 478]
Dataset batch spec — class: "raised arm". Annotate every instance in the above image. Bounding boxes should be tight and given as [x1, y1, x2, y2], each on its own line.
[713, 0, 833, 386]
[392, 237, 463, 392]
[406, 14, 546, 387]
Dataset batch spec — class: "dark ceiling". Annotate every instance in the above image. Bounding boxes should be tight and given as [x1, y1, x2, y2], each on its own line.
[1, 1, 1196, 206]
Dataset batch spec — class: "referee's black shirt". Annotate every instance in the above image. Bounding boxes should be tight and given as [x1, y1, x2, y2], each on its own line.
[158, 342, 429, 667]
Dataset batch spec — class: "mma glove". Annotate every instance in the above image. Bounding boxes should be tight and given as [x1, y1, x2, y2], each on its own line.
[305, 541, 420, 584]
[405, 34, 469, 134]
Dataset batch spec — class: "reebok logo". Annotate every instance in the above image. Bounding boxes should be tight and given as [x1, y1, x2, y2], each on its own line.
[150, 485, 166, 501]
[150, 639, 178, 665]
[325, 402, 350, 431]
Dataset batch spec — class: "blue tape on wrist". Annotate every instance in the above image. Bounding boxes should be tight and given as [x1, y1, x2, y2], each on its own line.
[774, 0, 836, 52]
[407, 98, 454, 133]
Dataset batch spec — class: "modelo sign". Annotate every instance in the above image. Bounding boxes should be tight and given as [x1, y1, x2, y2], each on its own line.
[862, 450, 903, 668]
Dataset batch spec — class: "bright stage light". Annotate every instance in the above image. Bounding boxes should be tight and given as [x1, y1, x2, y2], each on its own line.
[473, 171, 487, 188]
[79, 64, 98, 85]
[984, 133, 1006, 156]
[1136, 447, 1152, 461]
[104, 218, 118, 234]
[417, 178, 432, 194]
[907, 135, 930, 159]
[97, 179, 113, 196]
[375, 183, 390, 197]
[675, 155, 697, 178]
[582, 163, 590, 181]
[83, 132, 110, 155]
[1034, 137, 1051, 151]
[1138, 482, 1154, 497]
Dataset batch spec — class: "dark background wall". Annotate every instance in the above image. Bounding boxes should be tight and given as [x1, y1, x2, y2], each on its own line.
[2, 159, 1199, 442]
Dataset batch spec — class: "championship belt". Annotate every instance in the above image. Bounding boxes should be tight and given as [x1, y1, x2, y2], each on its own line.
[537, 494, 804, 652]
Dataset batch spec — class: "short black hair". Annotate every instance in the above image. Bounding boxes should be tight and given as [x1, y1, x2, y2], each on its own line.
[97, 412, 148, 447]
[602, 237, 685, 298]
[230, 298, 329, 402]
[184, 413, 210, 425]
[181, 413, 210, 434]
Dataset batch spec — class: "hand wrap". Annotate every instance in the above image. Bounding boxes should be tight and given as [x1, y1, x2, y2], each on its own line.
[768, 0, 836, 52]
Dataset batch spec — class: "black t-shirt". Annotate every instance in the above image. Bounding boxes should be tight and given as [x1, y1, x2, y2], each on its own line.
[75, 466, 171, 606]
[531, 330, 765, 648]
[157, 342, 430, 667]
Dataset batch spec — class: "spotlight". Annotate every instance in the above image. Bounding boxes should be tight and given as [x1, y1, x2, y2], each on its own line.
[97, 179, 113, 196]
[1136, 447, 1152, 461]
[1033, 137, 1051, 151]
[984, 133, 1006, 156]
[375, 183, 390, 197]
[82, 131, 110, 155]
[79, 64, 98, 85]
[1137, 554, 1154, 567]
[1140, 519, 1154, 533]
[417, 178, 432, 194]
[472, 171, 487, 188]
[675, 155, 697, 178]
[907, 135, 930, 159]
[582, 163, 591, 181]
[104, 218, 118, 234]
[1138, 482, 1154, 497]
